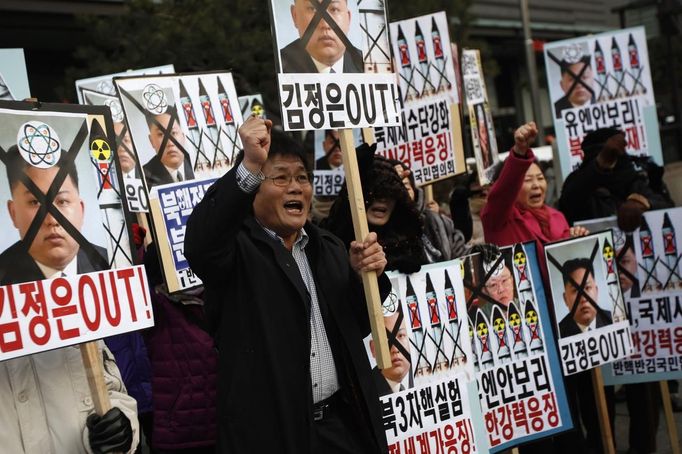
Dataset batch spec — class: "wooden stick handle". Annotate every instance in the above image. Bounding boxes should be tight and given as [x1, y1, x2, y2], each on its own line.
[424, 185, 434, 204]
[591, 367, 615, 454]
[80, 341, 112, 415]
[660, 380, 681, 454]
[339, 128, 391, 369]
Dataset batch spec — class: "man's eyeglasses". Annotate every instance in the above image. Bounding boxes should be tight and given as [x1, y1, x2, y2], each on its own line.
[484, 276, 513, 294]
[263, 173, 313, 187]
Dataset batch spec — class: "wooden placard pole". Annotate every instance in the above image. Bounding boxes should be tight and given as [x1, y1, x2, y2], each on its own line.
[424, 185, 434, 204]
[339, 128, 391, 369]
[450, 103, 467, 176]
[660, 380, 681, 454]
[80, 341, 112, 415]
[591, 367, 616, 454]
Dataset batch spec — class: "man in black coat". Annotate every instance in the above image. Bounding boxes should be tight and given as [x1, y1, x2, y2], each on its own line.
[281, 0, 363, 74]
[0, 145, 109, 285]
[559, 127, 673, 229]
[185, 115, 389, 454]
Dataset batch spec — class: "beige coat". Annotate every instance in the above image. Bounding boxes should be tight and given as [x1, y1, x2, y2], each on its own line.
[0, 341, 139, 454]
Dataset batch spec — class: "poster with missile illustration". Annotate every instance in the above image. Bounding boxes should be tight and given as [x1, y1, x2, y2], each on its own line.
[115, 72, 243, 292]
[365, 260, 483, 453]
[461, 49, 498, 186]
[75, 65, 175, 212]
[462, 242, 571, 451]
[374, 12, 464, 186]
[0, 49, 30, 102]
[578, 209, 682, 385]
[0, 100, 152, 360]
[267, 0, 400, 130]
[544, 26, 661, 179]
[545, 231, 633, 376]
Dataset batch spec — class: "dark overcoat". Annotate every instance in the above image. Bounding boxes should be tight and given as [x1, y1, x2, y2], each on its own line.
[185, 169, 388, 454]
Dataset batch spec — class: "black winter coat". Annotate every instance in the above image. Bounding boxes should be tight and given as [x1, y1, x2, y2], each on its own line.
[185, 169, 389, 454]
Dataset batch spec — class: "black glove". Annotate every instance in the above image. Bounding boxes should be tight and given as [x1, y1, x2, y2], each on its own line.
[87, 407, 133, 454]
[617, 198, 648, 233]
[467, 243, 501, 263]
[355, 142, 378, 183]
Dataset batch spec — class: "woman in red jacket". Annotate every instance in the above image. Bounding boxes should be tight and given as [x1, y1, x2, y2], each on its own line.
[481, 122, 587, 257]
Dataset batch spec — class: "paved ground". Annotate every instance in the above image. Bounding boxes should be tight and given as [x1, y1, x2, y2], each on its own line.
[613, 381, 682, 454]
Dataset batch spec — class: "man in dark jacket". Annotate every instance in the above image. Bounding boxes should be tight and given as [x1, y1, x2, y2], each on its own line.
[559, 127, 673, 228]
[185, 115, 389, 454]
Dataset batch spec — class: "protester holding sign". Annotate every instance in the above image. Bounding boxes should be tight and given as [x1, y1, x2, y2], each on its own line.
[0, 107, 141, 454]
[185, 115, 390, 454]
[481, 122, 588, 265]
[558, 127, 673, 228]
[323, 147, 428, 274]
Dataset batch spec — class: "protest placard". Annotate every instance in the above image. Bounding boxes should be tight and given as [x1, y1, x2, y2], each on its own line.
[544, 26, 662, 179]
[463, 242, 572, 451]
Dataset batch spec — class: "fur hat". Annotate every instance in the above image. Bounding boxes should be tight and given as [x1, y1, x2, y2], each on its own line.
[581, 127, 622, 161]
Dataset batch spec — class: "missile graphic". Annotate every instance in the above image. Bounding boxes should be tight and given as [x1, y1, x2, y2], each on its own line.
[594, 40, 612, 102]
[475, 309, 494, 368]
[430, 16, 449, 92]
[525, 300, 544, 352]
[216, 76, 237, 167]
[507, 301, 528, 358]
[425, 273, 448, 372]
[468, 319, 479, 372]
[603, 238, 626, 322]
[89, 118, 117, 192]
[406, 276, 431, 376]
[639, 216, 660, 291]
[415, 21, 435, 97]
[662, 212, 681, 289]
[198, 78, 222, 171]
[178, 80, 207, 172]
[627, 33, 646, 96]
[397, 25, 418, 101]
[490, 304, 512, 363]
[611, 37, 628, 98]
[444, 270, 466, 366]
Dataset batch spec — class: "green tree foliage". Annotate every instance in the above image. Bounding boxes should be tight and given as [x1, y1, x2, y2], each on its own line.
[64, 0, 486, 115]
[62, 0, 279, 118]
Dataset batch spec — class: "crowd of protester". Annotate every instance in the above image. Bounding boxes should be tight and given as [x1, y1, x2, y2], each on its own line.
[8, 115, 680, 454]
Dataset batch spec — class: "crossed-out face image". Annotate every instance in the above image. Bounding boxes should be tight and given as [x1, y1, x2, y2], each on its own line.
[546, 42, 595, 119]
[0, 110, 110, 285]
[271, 0, 365, 74]
[546, 235, 616, 339]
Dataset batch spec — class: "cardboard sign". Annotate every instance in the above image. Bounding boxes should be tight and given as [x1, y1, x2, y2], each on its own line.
[76, 65, 175, 213]
[544, 26, 662, 179]
[0, 266, 153, 361]
[462, 242, 571, 451]
[268, 0, 400, 131]
[545, 232, 632, 375]
[0, 101, 149, 360]
[374, 13, 462, 187]
[369, 260, 481, 453]
[578, 210, 682, 385]
[461, 49, 499, 185]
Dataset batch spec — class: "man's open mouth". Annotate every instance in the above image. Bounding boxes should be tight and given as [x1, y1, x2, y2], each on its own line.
[284, 200, 304, 214]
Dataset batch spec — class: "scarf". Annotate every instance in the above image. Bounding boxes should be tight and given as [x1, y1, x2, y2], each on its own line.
[518, 203, 552, 238]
